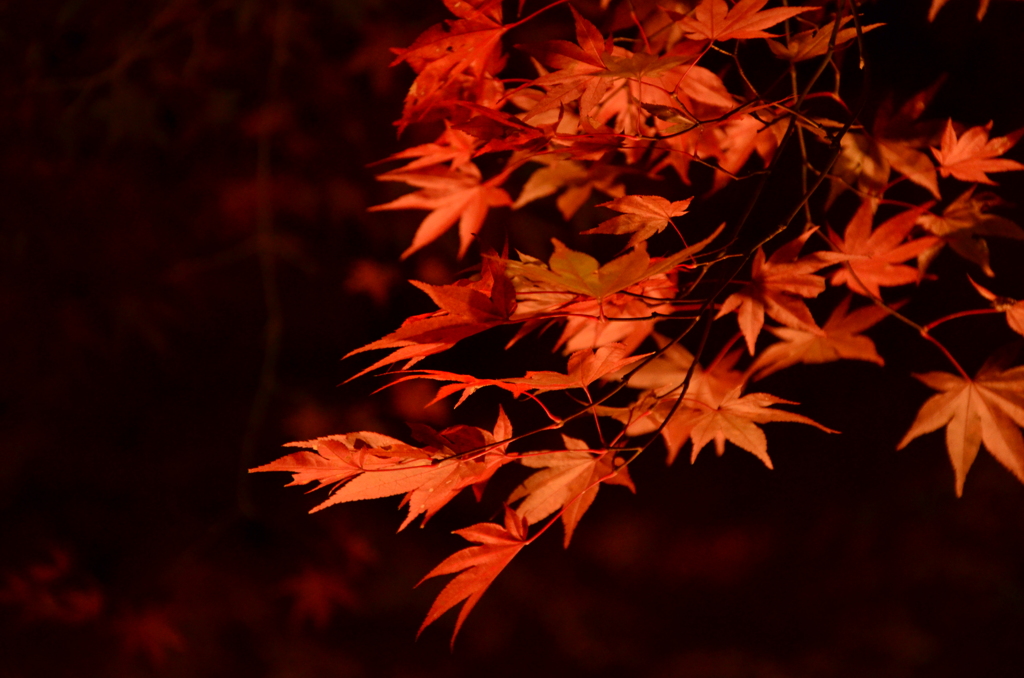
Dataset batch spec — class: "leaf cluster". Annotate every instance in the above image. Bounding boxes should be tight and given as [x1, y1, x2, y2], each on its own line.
[253, 0, 1024, 645]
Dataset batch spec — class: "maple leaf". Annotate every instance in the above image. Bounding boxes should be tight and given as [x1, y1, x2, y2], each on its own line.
[682, 388, 836, 468]
[507, 223, 723, 301]
[617, 352, 835, 466]
[381, 123, 479, 172]
[513, 156, 626, 220]
[828, 85, 944, 202]
[767, 17, 883, 62]
[509, 269, 680, 354]
[931, 120, 1024, 184]
[897, 354, 1024, 496]
[969, 278, 1024, 336]
[251, 410, 517, 530]
[509, 435, 635, 547]
[371, 163, 512, 259]
[451, 101, 549, 154]
[653, 108, 786, 190]
[345, 256, 516, 377]
[390, 0, 509, 131]
[516, 7, 615, 127]
[826, 201, 939, 299]
[717, 229, 837, 354]
[391, 343, 651, 406]
[748, 295, 891, 379]
[916, 186, 1024, 276]
[417, 505, 529, 646]
[622, 335, 747, 405]
[249, 431, 427, 494]
[670, 0, 810, 42]
[584, 194, 693, 246]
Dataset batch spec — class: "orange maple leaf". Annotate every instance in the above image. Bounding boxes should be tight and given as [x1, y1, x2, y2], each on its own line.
[716, 229, 836, 354]
[829, 84, 944, 202]
[382, 123, 479, 172]
[931, 120, 1024, 185]
[390, 0, 508, 131]
[417, 505, 529, 646]
[670, 0, 810, 42]
[621, 334, 746, 405]
[251, 410, 516, 530]
[584, 194, 693, 246]
[346, 256, 516, 377]
[371, 163, 512, 259]
[391, 343, 651, 407]
[767, 17, 883, 62]
[516, 7, 614, 128]
[749, 295, 890, 379]
[826, 201, 939, 298]
[897, 355, 1024, 496]
[682, 389, 836, 468]
[916, 186, 1024, 276]
[612, 335, 835, 465]
[507, 224, 722, 302]
[622, 383, 835, 467]
[513, 156, 625, 220]
[510, 434, 635, 547]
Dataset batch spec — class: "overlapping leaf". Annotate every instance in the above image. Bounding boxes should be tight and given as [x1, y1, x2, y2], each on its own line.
[670, 0, 809, 42]
[387, 343, 650, 406]
[717, 229, 838, 354]
[827, 201, 938, 298]
[916, 186, 1024, 276]
[768, 17, 883, 62]
[509, 435, 634, 547]
[251, 410, 516, 530]
[749, 295, 890, 379]
[584, 195, 693, 246]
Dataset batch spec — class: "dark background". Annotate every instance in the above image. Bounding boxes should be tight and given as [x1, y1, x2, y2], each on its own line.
[2, 0, 1024, 676]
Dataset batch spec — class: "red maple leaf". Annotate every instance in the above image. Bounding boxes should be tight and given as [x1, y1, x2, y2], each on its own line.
[390, 343, 651, 407]
[767, 17, 884, 62]
[915, 186, 1024, 276]
[513, 156, 626, 220]
[417, 505, 529, 646]
[345, 256, 516, 377]
[615, 340, 835, 467]
[931, 120, 1024, 184]
[584, 194, 693, 246]
[390, 0, 509, 131]
[670, 0, 810, 42]
[251, 410, 516, 530]
[826, 200, 939, 298]
[370, 163, 512, 259]
[716, 229, 837, 354]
